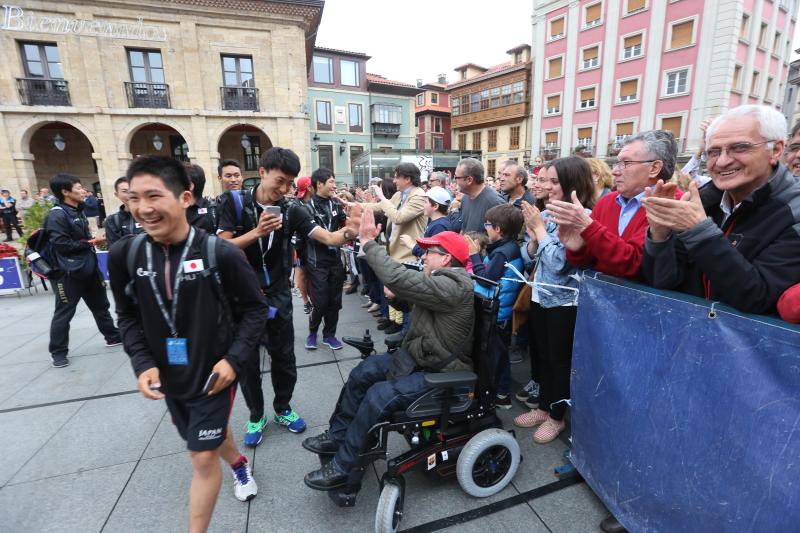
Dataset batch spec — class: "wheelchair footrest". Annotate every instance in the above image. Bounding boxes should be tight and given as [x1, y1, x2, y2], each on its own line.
[328, 488, 359, 507]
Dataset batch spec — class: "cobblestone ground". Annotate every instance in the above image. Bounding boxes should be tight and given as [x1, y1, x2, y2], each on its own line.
[0, 282, 609, 533]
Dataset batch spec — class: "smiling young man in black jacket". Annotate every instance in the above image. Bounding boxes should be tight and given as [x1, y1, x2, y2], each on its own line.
[46, 174, 120, 368]
[108, 156, 267, 533]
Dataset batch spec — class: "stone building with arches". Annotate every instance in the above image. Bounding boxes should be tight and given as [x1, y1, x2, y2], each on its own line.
[0, 0, 323, 210]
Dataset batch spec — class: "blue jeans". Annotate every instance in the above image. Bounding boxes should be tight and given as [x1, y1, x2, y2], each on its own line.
[328, 354, 429, 472]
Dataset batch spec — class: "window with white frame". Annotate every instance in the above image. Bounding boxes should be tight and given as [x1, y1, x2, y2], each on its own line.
[544, 131, 559, 148]
[546, 94, 561, 115]
[669, 19, 695, 49]
[547, 56, 563, 79]
[431, 92, 438, 104]
[665, 69, 689, 96]
[416, 93, 424, 105]
[619, 79, 638, 102]
[623, 33, 643, 59]
[740, 13, 750, 40]
[550, 16, 565, 40]
[340, 59, 360, 86]
[579, 87, 596, 109]
[584, 2, 602, 28]
[576, 127, 593, 146]
[582, 45, 599, 69]
[614, 121, 634, 143]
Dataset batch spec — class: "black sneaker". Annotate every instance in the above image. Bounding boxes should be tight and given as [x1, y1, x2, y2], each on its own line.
[303, 302, 312, 315]
[105, 338, 122, 347]
[524, 394, 540, 409]
[304, 459, 347, 491]
[495, 394, 512, 409]
[51, 354, 69, 368]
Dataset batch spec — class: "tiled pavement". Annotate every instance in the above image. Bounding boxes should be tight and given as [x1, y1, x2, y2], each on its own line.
[0, 284, 610, 533]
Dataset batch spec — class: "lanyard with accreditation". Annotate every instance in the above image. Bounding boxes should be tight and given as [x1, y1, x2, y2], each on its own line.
[145, 227, 196, 365]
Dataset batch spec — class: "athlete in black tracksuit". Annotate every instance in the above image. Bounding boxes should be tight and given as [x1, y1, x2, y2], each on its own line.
[305, 193, 347, 345]
[46, 198, 120, 367]
[216, 185, 321, 433]
[105, 205, 144, 246]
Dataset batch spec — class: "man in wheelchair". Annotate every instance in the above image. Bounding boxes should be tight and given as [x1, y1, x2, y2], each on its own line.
[303, 208, 475, 490]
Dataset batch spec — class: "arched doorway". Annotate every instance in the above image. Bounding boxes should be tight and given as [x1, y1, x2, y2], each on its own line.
[217, 124, 272, 188]
[29, 121, 100, 195]
[129, 123, 190, 163]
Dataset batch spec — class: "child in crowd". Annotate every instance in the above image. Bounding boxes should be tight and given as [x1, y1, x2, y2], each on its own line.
[514, 156, 595, 444]
[399, 186, 453, 258]
[466, 204, 524, 409]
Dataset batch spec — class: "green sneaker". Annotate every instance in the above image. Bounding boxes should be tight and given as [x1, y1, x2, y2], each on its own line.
[274, 409, 307, 433]
[243, 417, 267, 447]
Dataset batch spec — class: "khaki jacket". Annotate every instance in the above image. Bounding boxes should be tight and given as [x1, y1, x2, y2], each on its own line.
[363, 241, 474, 372]
[365, 186, 427, 263]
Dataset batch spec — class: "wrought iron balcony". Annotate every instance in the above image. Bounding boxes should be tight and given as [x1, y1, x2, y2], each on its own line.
[125, 82, 171, 108]
[221, 86, 259, 111]
[16, 78, 71, 106]
[372, 123, 401, 136]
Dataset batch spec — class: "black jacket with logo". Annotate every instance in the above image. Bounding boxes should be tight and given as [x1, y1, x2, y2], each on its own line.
[186, 196, 217, 234]
[44, 202, 98, 278]
[642, 163, 800, 314]
[305, 194, 346, 267]
[105, 206, 144, 247]
[108, 228, 267, 400]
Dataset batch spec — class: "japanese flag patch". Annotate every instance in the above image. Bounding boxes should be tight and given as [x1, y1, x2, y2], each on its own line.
[183, 259, 205, 273]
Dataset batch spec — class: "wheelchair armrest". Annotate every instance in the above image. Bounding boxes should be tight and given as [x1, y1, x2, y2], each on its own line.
[423, 371, 477, 388]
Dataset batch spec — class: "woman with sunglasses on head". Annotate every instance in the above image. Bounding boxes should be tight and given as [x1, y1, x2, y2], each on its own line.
[514, 156, 596, 444]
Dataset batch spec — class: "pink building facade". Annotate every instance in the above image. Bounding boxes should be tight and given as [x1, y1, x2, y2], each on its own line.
[530, 0, 799, 159]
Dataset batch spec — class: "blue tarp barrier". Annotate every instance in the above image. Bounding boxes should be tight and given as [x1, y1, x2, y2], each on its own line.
[570, 275, 800, 533]
[0, 257, 24, 292]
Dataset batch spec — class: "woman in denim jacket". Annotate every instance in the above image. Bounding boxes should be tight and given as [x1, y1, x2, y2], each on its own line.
[514, 156, 596, 444]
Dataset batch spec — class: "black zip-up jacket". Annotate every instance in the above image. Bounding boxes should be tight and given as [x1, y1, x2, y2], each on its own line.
[642, 163, 800, 314]
[306, 194, 345, 266]
[105, 206, 143, 247]
[108, 229, 267, 400]
[44, 201, 98, 278]
[186, 196, 217, 234]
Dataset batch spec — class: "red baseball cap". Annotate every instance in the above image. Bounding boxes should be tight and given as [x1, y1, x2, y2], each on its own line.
[415, 231, 469, 265]
[296, 176, 311, 199]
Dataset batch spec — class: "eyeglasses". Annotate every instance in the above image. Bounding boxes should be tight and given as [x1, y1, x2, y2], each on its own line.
[425, 246, 449, 256]
[483, 222, 496, 230]
[454, 175, 470, 181]
[611, 160, 656, 170]
[704, 140, 776, 160]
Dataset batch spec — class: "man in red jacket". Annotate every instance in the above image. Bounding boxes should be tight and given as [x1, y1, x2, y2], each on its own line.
[546, 130, 678, 280]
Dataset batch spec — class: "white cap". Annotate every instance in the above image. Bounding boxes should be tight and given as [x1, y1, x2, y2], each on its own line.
[426, 186, 451, 206]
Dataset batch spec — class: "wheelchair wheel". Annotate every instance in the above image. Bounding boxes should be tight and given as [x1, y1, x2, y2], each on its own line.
[456, 428, 520, 498]
[374, 480, 403, 533]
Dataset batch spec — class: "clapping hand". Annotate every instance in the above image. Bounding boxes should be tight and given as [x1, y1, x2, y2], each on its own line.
[642, 180, 707, 239]
[358, 207, 382, 241]
[546, 191, 593, 232]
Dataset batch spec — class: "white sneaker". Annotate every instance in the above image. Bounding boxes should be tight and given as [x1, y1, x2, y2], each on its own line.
[232, 461, 258, 501]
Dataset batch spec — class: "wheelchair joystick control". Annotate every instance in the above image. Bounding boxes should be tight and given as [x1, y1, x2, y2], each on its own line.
[342, 329, 376, 359]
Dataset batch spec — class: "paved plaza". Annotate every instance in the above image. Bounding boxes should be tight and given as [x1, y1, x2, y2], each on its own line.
[0, 284, 609, 533]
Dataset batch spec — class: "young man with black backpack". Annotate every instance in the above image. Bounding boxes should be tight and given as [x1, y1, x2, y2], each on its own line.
[108, 156, 267, 533]
[45, 174, 121, 368]
[303, 167, 347, 351]
[105, 176, 145, 247]
[217, 147, 359, 447]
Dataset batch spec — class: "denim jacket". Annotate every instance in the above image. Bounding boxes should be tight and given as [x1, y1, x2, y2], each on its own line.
[520, 209, 590, 308]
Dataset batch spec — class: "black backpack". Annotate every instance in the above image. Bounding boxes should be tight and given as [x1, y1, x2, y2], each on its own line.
[123, 233, 235, 326]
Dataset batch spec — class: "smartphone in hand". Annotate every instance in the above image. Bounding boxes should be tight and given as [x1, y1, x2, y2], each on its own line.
[201, 372, 219, 394]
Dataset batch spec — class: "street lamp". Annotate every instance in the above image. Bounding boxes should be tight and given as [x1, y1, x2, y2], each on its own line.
[152, 134, 163, 151]
[241, 132, 251, 151]
[53, 133, 66, 152]
[339, 139, 347, 155]
[311, 133, 320, 152]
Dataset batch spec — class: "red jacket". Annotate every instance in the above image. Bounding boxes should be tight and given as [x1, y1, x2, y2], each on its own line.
[566, 192, 648, 279]
[778, 283, 800, 323]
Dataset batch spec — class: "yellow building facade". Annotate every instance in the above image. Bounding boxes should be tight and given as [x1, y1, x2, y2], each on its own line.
[0, 0, 323, 209]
